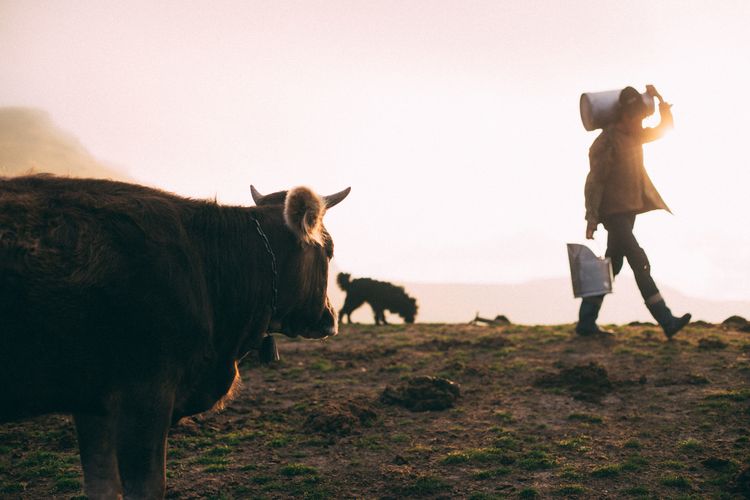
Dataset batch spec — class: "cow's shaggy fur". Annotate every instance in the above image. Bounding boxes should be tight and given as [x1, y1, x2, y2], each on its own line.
[337, 273, 418, 325]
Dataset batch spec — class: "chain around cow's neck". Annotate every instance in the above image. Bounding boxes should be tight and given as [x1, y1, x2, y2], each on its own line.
[251, 214, 278, 317]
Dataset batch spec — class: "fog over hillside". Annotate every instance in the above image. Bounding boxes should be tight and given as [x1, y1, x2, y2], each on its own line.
[0, 107, 129, 180]
[3, 106, 746, 326]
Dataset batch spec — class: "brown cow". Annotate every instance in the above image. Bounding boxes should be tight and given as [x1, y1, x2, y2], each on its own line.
[0, 175, 349, 499]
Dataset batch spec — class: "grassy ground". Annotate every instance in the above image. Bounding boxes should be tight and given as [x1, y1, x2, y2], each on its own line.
[1, 321, 749, 499]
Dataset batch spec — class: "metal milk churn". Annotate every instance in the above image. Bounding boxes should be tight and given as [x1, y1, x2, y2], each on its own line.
[567, 243, 613, 298]
[579, 89, 655, 131]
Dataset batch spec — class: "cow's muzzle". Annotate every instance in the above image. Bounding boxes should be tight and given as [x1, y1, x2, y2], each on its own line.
[272, 306, 338, 339]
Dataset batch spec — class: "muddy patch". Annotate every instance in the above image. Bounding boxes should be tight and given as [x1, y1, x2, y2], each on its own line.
[534, 362, 614, 403]
[697, 336, 729, 350]
[303, 400, 377, 436]
[653, 373, 710, 386]
[381, 376, 461, 411]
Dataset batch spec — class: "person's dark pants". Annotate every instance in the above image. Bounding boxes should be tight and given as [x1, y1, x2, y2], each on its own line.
[601, 213, 659, 301]
[578, 213, 689, 338]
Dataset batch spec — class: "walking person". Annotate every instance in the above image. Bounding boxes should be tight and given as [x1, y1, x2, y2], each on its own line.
[577, 85, 691, 339]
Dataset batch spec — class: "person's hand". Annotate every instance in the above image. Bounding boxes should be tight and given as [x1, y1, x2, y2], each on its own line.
[646, 84, 663, 103]
[586, 221, 597, 240]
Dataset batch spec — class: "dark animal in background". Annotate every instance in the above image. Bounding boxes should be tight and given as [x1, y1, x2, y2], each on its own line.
[470, 312, 511, 326]
[337, 272, 418, 325]
[0, 174, 349, 499]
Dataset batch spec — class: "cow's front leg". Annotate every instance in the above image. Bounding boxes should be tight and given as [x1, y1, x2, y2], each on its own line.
[116, 392, 173, 499]
[74, 412, 123, 499]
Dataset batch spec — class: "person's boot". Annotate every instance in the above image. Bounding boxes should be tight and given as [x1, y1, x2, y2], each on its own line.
[575, 297, 614, 337]
[646, 294, 691, 340]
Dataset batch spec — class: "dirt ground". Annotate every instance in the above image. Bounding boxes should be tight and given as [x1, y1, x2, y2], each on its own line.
[1, 321, 749, 499]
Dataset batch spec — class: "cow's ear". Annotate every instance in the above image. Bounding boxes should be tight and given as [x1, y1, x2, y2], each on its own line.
[284, 186, 325, 245]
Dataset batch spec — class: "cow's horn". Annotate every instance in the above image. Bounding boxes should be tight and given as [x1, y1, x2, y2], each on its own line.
[250, 185, 265, 205]
[323, 187, 351, 209]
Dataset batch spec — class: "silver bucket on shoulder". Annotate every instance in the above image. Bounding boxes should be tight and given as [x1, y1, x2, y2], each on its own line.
[579, 89, 655, 131]
[566, 243, 613, 298]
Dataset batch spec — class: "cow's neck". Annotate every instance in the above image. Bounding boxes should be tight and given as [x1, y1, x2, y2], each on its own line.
[187, 204, 277, 354]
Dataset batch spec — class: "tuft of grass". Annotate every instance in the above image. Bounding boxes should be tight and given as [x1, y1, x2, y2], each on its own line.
[704, 388, 750, 402]
[678, 438, 703, 452]
[206, 445, 232, 457]
[556, 436, 589, 452]
[204, 464, 228, 473]
[54, 477, 81, 493]
[559, 466, 583, 480]
[390, 433, 410, 443]
[493, 435, 520, 451]
[662, 460, 686, 470]
[441, 447, 514, 465]
[353, 435, 385, 451]
[518, 449, 556, 471]
[552, 484, 586, 496]
[518, 488, 540, 499]
[268, 434, 295, 448]
[567, 413, 603, 424]
[590, 464, 621, 477]
[232, 485, 254, 496]
[399, 476, 451, 496]
[660, 474, 692, 489]
[193, 455, 229, 466]
[280, 463, 319, 477]
[310, 359, 336, 373]
[493, 410, 515, 423]
[16, 451, 76, 480]
[612, 346, 655, 358]
[622, 438, 642, 449]
[223, 429, 265, 445]
[382, 363, 411, 373]
[468, 494, 508, 500]
[621, 454, 649, 471]
[173, 435, 214, 450]
[622, 486, 650, 496]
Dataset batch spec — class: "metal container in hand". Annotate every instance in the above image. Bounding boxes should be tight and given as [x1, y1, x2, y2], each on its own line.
[567, 243, 613, 298]
[579, 89, 655, 131]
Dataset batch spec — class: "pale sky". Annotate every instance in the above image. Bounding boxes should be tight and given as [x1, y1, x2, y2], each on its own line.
[2, 0, 749, 301]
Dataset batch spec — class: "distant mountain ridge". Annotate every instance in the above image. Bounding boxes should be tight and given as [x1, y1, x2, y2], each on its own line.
[328, 272, 750, 325]
[0, 107, 128, 180]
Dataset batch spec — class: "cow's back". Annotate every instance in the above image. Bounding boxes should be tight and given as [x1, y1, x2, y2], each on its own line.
[0, 176, 208, 420]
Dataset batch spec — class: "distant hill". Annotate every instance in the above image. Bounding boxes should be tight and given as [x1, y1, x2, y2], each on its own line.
[0, 107, 128, 180]
[328, 271, 750, 326]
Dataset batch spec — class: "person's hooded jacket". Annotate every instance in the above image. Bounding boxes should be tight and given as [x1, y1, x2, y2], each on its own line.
[584, 102, 673, 225]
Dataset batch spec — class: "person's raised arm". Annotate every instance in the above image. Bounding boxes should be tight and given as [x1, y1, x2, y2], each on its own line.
[642, 85, 674, 143]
